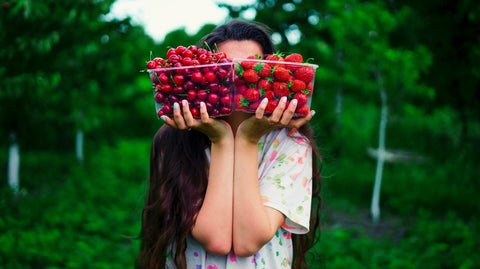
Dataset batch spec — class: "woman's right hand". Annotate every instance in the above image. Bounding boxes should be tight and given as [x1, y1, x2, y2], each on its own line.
[160, 99, 233, 144]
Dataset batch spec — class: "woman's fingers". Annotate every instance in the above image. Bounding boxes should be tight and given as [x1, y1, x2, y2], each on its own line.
[279, 99, 298, 125]
[172, 102, 188, 130]
[199, 101, 210, 123]
[182, 100, 196, 127]
[255, 98, 269, 119]
[270, 97, 288, 123]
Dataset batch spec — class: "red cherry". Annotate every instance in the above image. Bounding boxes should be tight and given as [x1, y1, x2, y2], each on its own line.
[146, 60, 157, 69]
[198, 54, 209, 64]
[181, 57, 193, 66]
[186, 90, 197, 101]
[157, 73, 170, 84]
[208, 93, 219, 104]
[173, 86, 184, 94]
[168, 54, 180, 63]
[189, 45, 198, 54]
[166, 48, 176, 58]
[173, 74, 184, 85]
[160, 84, 172, 93]
[162, 104, 173, 114]
[154, 92, 165, 103]
[175, 45, 187, 54]
[182, 49, 194, 58]
[205, 71, 216, 82]
[190, 107, 200, 118]
[191, 71, 203, 83]
[220, 94, 232, 105]
[197, 90, 208, 100]
[218, 86, 230, 96]
[219, 106, 232, 115]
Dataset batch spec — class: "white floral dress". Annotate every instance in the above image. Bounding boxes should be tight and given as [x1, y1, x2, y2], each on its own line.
[168, 128, 313, 269]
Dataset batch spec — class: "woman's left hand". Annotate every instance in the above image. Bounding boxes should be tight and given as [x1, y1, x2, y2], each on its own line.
[236, 96, 315, 143]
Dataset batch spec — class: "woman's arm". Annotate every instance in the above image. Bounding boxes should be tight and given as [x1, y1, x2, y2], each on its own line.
[233, 136, 284, 257]
[162, 100, 235, 255]
[191, 135, 234, 255]
[232, 97, 313, 257]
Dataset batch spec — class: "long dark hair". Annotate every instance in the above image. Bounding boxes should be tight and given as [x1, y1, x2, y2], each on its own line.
[136, 19, 322, 269]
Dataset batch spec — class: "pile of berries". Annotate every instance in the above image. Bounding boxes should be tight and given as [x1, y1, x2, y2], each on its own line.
[234, 53, 316, 116]
[146, 47, 317, 118]
[146, 45, 235, 118]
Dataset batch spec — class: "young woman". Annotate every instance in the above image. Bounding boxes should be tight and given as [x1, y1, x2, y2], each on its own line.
[136, 20, 322, 269]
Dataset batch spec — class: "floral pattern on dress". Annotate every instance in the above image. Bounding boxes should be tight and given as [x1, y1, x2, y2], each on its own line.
[180, 128, 312, 269]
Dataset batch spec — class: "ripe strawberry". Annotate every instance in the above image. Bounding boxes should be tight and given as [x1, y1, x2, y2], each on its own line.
[248, 101, 261, 111]
[285, 53, 303, 63]
[266, 99, 279, 113]
[264, 90, 275, 100]
[242, 69, 260, 83]
[305, 82, 314, 95]
[254, 63, 272, 77]
[273, 66, 290, 82]
[295, 66, 315, 83]
[265, 53, 284, 62]
[236, 84, 248, 94]
[245, 87, 260, 102]
[235, 94, 249, 110]
[240, 56, 258, 69]
[272, 82, 290, 98]
[290, 79, 306, 92]
[293, 92, 309, 107]
[258, 78, 272, 91]
[295, 105, 311, 116]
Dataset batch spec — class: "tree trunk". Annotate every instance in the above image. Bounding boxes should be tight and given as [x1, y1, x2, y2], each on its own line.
[371, 67, 388, 223]
[8, 132, 20, 194]
[76, 129, 84, 162]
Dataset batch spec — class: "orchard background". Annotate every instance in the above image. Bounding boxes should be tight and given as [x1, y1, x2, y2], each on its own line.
[1, 0, 479, 268]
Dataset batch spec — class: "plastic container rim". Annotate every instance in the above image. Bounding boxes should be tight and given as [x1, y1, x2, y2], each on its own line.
[146, 61, 235, 73]
[232, 58, 319, 68]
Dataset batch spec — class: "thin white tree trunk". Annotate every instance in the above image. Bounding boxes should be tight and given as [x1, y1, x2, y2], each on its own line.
[8, 133, 20, 194]
[371, 67, 388, 223]
[334, 50, 344, 131]
[76, 129, 84, 162]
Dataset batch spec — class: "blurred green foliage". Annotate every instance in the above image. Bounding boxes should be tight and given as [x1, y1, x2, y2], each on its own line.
[1, 0, 479, 268]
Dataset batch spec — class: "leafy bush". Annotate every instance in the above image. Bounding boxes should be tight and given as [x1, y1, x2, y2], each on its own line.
[0, 139, 150, 268]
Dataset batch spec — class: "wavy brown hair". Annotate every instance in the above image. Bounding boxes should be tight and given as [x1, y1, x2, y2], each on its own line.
[136, 19, 322, 269]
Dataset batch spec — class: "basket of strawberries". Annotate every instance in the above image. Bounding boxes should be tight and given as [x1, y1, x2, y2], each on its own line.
[232, 53, 317, 116]
[145, 46, 317, 118]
